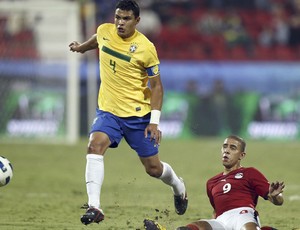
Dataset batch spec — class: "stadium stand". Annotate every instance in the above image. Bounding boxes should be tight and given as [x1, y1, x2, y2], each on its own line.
[140, 0, 300, 60]
[0, 14, 38, 60]
[1, 0, 300, 61]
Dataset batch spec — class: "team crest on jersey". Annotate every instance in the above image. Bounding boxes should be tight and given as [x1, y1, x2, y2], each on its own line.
[129, 43, 138, 53]
[235, 173, 243, 179]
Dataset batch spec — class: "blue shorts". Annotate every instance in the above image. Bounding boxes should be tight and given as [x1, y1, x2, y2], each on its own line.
[90, 109, 159, 157]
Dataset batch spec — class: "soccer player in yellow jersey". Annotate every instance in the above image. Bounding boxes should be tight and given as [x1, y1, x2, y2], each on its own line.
[69, 0, 187, 225]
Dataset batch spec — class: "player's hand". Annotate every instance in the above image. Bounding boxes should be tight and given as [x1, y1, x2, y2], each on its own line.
[144, 124, 162, 146]
[69, 41, 84, 53]
[269, 181, 285, 197]
[268, 181, 284, 205]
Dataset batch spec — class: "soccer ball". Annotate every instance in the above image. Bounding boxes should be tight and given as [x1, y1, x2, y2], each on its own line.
[0, 156, 13, 187]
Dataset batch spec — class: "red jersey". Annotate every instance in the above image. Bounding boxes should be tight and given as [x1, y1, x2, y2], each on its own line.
[206, 167, 270, 217]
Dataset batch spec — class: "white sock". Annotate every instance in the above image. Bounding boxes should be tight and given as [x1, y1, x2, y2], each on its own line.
[85, 154, 104, 209]
[159, 162, 185, 196]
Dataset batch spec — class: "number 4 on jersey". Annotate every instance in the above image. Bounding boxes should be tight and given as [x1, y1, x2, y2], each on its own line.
[110, 60, 116, 73]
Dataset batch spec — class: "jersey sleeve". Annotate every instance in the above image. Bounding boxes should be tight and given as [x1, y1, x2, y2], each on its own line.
[96, 23, 112, 45]
[145, 43, 160, 78]
[96, 24, 105, 43]
[144, 43, 160, 66]
[248, 167, 270, 200]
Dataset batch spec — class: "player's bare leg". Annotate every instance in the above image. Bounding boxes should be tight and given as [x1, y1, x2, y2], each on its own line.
[80, 132, 110, 225]
[140, 154, 188, 215]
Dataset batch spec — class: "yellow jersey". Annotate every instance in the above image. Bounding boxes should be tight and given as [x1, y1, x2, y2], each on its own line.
[96, 23, 160, 117]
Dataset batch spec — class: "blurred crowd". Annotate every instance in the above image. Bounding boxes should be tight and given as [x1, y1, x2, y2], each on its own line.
[95, 0, 300, 60]
[1, 0, 300, 60]
[0, 10, 38, 59]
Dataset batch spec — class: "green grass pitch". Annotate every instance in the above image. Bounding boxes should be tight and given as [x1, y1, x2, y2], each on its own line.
[0, 138, 299, 229]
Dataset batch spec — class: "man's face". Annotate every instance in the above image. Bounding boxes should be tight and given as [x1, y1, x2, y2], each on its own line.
[221, 138, 244, 169]
[114, 9, 140, 38]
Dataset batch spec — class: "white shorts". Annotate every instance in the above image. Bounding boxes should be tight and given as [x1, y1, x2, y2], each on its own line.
[201, 207, 261, 230]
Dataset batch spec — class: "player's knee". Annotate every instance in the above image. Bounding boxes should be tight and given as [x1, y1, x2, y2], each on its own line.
[87, 142, 98, 154]
[87, 132, 110, 154]
[87, 143, 104, 155]
[145, 166, 162, 178]
[87, 139, 109, 155]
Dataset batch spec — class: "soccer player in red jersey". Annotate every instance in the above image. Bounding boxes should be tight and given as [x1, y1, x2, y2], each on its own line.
[144, 135, 284, 230]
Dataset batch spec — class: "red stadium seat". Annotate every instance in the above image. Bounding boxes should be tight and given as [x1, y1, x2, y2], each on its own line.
[274, 46, 296, 60]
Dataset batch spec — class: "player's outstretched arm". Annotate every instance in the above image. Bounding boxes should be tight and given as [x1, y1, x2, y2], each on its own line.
[268, 181, 285, 205]
[69, 34, 98, 53]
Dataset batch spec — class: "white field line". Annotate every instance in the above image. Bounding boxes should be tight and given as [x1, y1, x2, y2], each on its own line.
[286, 184, 300, 201]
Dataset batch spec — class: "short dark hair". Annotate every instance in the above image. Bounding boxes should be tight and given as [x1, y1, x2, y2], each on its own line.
[227, 135, 246, 152]
[116, 0, 140, 18]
